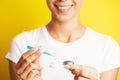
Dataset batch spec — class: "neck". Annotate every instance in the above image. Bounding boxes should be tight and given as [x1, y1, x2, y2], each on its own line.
[46, 18, 85, 43]
[48, 16, 81, 33]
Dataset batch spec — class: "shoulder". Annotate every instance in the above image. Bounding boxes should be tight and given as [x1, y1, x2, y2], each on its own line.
[10, 26, 46, 48]
[86, 27, 119, 46]
[86, 26, 120, 54]
[12, 26, 45, 42]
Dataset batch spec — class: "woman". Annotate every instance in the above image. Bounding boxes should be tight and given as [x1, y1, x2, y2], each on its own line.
[6, 0, 120, 80]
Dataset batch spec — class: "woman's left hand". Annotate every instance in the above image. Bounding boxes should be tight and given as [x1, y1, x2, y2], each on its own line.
[65, 64, 98, 80]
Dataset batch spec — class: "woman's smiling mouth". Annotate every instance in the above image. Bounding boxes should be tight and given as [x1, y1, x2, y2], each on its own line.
[55, 4, 73, 13]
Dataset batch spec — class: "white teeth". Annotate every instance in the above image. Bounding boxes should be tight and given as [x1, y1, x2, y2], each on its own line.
[58, 6, 71, 10]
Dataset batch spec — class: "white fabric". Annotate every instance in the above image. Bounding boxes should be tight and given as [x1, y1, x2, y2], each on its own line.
[6, 26, 120, 80]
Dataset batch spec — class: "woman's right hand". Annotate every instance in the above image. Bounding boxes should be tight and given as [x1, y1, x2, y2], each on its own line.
[16, 48, 42, 80]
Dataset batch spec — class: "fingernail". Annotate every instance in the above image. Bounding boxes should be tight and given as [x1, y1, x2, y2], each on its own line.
[37, 48, 41, 52]
[31, 48, 36, 52]
[64, 65, 70, 68]
[33, 47, 40, 52]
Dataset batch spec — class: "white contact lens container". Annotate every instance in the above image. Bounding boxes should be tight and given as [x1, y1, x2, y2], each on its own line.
[49, 57, 74, 68]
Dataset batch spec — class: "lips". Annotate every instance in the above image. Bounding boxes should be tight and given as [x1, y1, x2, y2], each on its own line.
[55, 4, 73, 13]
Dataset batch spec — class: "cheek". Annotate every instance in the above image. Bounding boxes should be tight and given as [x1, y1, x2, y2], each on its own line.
[46, 1, 53, 11]
[76, 0, 82, 7]
[46, 0, 55, 9]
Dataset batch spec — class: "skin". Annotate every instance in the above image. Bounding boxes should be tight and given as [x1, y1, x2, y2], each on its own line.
[9, 48, 43, 80]
[65, 64, 98, 80]
[8, 0, 119, 80]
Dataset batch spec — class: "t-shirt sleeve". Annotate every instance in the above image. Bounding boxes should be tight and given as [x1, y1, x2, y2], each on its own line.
[101, 36, 120, 72]
[5, 33, 28, 63]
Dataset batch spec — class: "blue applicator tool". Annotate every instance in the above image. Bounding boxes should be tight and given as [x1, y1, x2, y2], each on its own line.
[27, 45, 54, 57]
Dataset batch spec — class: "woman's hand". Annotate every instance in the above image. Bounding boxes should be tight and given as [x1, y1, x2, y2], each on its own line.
[65, 64, 98, 80]
[16, 48, 42, 80]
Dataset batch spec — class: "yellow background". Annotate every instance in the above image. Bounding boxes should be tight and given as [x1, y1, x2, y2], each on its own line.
[0, 0, 120, 79]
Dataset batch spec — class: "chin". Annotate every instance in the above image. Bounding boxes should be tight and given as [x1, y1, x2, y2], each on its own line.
[53, 14, 73, 22]
[57, 17, 71, 23]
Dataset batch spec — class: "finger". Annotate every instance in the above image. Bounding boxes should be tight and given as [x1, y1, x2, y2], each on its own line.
[74, 76, 78, 80]
[33, 58, 40, 65]
[27, 70, 40, 80]
[17, 46, 42, 67]
[80, 67, 98, 80]
[66, 64, 98, 79]
[19, 63, 42, 79]
[65, 64, 81, 70]
[34, 74, 42, 80]
[65, 64, 82, 76]
[32, 47, 43, 65]
[17, 48, 36, 68]
[17, 51, 42, 74]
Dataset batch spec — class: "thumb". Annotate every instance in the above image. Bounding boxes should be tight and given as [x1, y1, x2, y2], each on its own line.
[65, 64, 81, 71]
[65, 64, 83, 76]
[33, 49, 43, 65]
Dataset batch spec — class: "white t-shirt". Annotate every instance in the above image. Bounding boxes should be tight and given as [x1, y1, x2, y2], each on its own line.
[6, 26, 120, 80]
